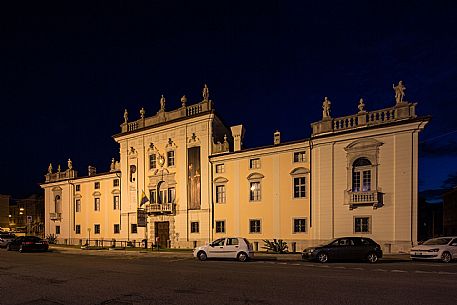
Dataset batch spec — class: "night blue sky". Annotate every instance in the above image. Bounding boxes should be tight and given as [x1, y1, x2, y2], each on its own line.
[1, 1, 456, 197]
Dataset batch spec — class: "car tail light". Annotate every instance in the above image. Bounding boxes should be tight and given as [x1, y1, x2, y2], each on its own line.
[22, 242, 34, 245]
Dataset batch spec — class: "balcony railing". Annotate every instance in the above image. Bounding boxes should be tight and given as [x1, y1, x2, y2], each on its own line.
[145, 203, 174, 215]
[49, 212, 62, 221]
[346, 190, 380, 209]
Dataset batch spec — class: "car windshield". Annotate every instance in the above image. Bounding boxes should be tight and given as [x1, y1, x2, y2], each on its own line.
[423, 238, 451, 245]
[321, 238, 339, 246]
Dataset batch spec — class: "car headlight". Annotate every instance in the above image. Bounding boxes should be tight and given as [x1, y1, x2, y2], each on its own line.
[429, 248, 439, 252]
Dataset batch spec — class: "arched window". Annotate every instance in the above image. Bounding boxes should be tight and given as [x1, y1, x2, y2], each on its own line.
[55, 195, 62, 213]
[352, 157, 372, 192]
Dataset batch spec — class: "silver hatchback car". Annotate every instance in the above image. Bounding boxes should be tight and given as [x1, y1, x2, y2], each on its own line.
[0, 233, 16, 248]
[193, 237, 254, 262]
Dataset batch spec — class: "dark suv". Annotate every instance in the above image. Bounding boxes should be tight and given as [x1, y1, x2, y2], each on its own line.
[302, 237, 383, 263]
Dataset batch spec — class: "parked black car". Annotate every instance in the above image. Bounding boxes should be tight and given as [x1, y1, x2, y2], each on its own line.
[302, 237, 383, 263]
[6, 236, 49, 253]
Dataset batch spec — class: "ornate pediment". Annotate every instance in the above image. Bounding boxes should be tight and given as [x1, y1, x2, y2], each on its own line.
[247, 172, 265, 180]
[214, 177, 229, 184]
[289, 167, 310, 176]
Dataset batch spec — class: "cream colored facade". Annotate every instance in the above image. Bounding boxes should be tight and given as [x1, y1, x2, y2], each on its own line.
[41, 83, 429, 253]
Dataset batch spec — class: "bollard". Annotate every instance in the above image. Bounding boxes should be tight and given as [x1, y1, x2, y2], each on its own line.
[292, 242, 296, 253]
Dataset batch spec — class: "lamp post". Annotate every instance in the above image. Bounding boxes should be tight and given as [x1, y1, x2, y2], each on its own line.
[87, 227, 91, 247]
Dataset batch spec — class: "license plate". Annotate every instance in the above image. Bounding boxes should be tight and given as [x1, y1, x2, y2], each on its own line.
[36, 242, 42, 245]
[415, 252, 422, 256]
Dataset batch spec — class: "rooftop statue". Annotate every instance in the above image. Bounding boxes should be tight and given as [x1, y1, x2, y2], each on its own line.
[140, 107, 145, 119]
[322, 97, 331, 119]
[393, 80, 406, 104]
[202, 84, 209, 101]
[48, 163, 53, 174]
[124, 109, 128, 123]
[160, 95, 166, 111]
[68, 158, 73, 170]
[57, 164, 61, 173]
[181, 95, 187, 107]
[358, 98, 366, 113]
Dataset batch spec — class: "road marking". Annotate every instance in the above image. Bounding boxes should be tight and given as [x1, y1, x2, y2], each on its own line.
[391, 270, 407, 273]
[438, 271, 457, 275]
[415, 270, 434, 274]
[373, 269, 388, 272]
[334, 266, 346, 269]
[168, 258, 188, 262]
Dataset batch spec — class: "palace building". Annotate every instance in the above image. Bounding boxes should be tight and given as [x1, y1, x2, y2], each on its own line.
[41, 82, 429, 253]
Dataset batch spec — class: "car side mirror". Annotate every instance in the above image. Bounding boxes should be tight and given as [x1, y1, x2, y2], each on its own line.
[209, 243, 214, 247]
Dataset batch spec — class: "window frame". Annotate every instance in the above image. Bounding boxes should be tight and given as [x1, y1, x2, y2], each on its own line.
[190, 221, 199, 233]
[113, 195, 120, 210]
[94, 197, 101, 211]
[149, 153, 157, 170]
[354, 216, 371, 234]
[114, 224, 120, 234]
[249, 219, 261, 234]
[55, 225, 60, 235]
[131, 224, 138, 234]
[75, 225, 80, 234]
[167, 150, 175, 167]
[215, 163, 225, 173]
[215, 184, 226, 204]
[94, 224, 100, 234]
[215, 220, 225, 233]
[293, 218, 307, 233]
[94, 182, 100, 189]
[249, 158, 261, 169]
[113, 179, 120, 187]
[75, 199, 81, 212]
[249, 181, 261, 202]
[293, 176, 306, 198]
[293, 151, 306, 163]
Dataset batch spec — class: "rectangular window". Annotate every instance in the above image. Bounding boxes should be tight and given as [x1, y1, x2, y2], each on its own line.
[56, 225, 60, 235]
[168, 187, 176, 203]
[293, 218, 307, 233]
[75, 199, 81, 212]
[94, 224, 100, 234]
[293, 177, 306, 198]
[249, 219, 261, 233]
[167, 151, 175, 167]
[215, 163, 225, 173]
[149, 154, 157, 169]
[113, 179, 119, 187]
[75, 225, 81, 234]
[94, 198, 100, 211]
[293, 151, 306, 162]
[113, 196, 120, 210]
[94, 182, 100, 189]
[131, 224, 138, 234]
[215, 221, 225, 233]
[216, 185, 226, 203]
[249, 182, 261, 201]
[75, 184, 80, 192]
[150, 190, 156, 204]
[249, 158, 261, 169]
[114, 224, 120, 234]
[354, 217, 370, 233]
[190, 222, 199, 233]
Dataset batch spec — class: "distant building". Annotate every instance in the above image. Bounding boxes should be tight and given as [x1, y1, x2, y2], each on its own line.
[418, 189, 444, 241]
[443, 187, 457, 236]
[41, 83, 429, 253]
[0, 194, 11, 230]
[8, 195, 45, 236]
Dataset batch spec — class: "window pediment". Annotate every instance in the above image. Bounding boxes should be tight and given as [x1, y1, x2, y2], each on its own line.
[247, 173, 264, 180]
[214, 177, 228, 184]
[111, 189, 120, 195]
[345, 139, 383, 152]
[290, 167, 310, 176]
[92, 191, 101, 197]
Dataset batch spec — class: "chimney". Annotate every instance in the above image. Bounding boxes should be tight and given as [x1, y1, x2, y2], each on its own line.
[274, 130, 280, 145]
[230, 124, 245, 152]
[88, 165, 97, 176]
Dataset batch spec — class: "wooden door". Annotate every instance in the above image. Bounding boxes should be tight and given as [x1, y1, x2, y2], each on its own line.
[155, 221, 169, 248]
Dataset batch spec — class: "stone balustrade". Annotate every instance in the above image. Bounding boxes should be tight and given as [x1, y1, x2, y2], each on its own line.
[311, 102, 417, 136]
[145, 203, 174, 214]
[45, 170, 78, 183]
[345, 190, 381, 209]
[121, 100, 213, 133]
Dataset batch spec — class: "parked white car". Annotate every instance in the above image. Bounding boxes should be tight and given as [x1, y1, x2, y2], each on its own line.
[193, 237, 254, 262]
[410, 237, 457, 263]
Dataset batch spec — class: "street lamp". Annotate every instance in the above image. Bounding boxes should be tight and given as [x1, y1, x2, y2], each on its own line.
[87, 227, 91, 247]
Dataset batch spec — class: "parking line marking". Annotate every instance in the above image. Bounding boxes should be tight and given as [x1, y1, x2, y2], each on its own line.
[391, 270, 407, 273]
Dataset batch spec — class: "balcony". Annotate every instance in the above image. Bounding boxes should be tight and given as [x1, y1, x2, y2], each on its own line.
[346, 190, 381, 209]
[49, 212, 62, 221]
[145, 203, 175, 215]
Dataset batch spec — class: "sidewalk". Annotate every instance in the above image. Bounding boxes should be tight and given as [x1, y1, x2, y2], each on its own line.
[49, 245, 410, 262]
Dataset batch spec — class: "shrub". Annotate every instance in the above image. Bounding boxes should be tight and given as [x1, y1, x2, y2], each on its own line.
[262, 239, 288, 253]
[46, 234, 57, 244]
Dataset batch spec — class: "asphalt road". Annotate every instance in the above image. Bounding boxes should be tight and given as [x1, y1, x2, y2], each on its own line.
[1, 249, 457, 305]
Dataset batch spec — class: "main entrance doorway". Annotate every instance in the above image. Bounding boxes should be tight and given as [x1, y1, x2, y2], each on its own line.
[154, 221, 170, 248]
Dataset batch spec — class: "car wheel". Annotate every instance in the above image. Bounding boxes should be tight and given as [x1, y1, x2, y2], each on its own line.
[441, 251, 452, 263]
[317, 252, 328, 263]
[197, 251, 207, 261]
[367, 252, 379, 263]
[237, 252, 248, 262]
[19, 245, 23, 253]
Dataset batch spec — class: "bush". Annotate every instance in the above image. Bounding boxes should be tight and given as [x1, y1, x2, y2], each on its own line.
[46, 234, 57, 244]
[262, 239, 288, 253]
